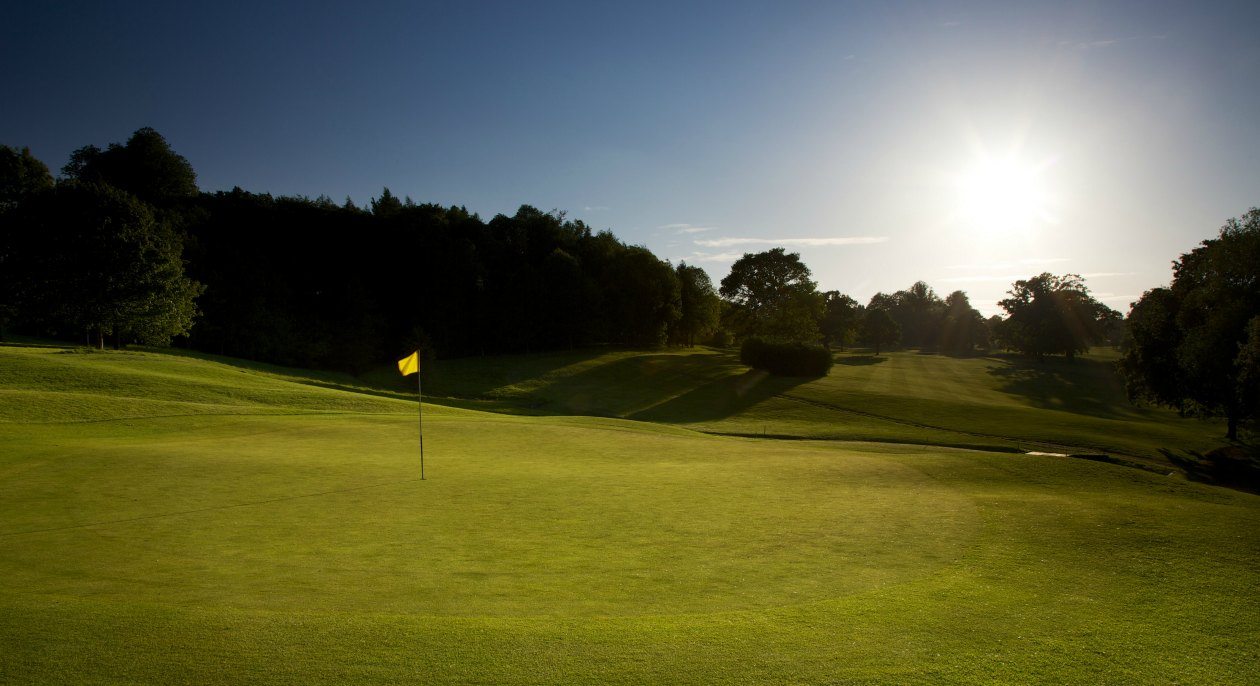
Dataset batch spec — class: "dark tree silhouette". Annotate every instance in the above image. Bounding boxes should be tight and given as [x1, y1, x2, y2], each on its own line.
[1120, 209, 1260, 439]
[862, 307, 900, 355]
[62, 127, 197, 206]
[370, 187, 403, 217]
[0, 145, 55, 337]
[819, 291, 861, 351]
[865, 282, 946, 350]
[7, 182, 202, 348]
[938, 290, 988, 355]
[720, 248, 823, 343]
[673, 262, 721, 347]
[998, 273, 1107, 360]
[0, 145, 53, 210]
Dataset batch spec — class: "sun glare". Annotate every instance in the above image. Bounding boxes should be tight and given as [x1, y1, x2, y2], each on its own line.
[954, 156, 1051, 236]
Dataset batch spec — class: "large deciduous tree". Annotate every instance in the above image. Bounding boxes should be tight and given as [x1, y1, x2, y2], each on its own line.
[719, 248, 823, 343]
[8, 183, 203, 348]
[1119, 208, 1260, 439]
[0, 146, 55, 337]
[0, 145, 53, 210]
[673, 262, 720, 346]
[998, 273, 1109, 360]
[894, 281, 946, 348]
[819, 291, 861, 350]
[938, 290, 988, 355]
[62, 127, 197, 206]
[862, 307, 900, 355]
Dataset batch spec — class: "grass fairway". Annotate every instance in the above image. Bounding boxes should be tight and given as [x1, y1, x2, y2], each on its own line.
[421, 347, 1231, 463]
[2, 344, 1258, 684]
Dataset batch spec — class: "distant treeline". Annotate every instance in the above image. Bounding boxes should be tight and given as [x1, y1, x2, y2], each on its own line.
[0, 128, 1125, 370]
[0, 129, 716, 371]
[5, 128, 1257, 444]
[185, 192, 695, 369]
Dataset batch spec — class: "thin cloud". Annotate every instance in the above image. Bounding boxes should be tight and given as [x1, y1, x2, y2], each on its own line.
[694, 236, 888, 248]
[941, 271, 1135, 286]
[659, 223, 716, 234]
[938, 274, 1026, 284]
[1059, 34, 1164, 50]
[945, 257, 1069, 270]
[675, 251, 742, 263]
[583, 205, 609, 212]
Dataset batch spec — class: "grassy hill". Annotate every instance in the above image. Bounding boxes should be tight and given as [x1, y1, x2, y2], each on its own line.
[416, 346, 1230, 467]
[1, 343, 1257, 684]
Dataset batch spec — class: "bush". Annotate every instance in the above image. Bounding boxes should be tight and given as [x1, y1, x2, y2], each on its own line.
[740, 337, 833, 377]
[708, 329, 734, 348]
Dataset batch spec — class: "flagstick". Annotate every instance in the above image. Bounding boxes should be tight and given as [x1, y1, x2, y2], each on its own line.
[418, 365, 425, 480]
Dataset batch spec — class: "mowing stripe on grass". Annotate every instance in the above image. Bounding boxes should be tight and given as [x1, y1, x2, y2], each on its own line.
[0, 476, 429, 538]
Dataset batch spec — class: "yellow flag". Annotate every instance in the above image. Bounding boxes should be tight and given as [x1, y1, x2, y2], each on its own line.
[397, 351, 420, 376]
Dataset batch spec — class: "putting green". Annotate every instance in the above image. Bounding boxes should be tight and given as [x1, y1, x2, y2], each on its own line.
[2, 414, 979, 617]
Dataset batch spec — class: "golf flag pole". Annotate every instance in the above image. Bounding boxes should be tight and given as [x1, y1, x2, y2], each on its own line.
[397, 351, 424, 479]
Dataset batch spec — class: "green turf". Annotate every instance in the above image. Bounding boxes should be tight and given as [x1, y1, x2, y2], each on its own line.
[421, 346, 1230, 464]
[1, 344, 1256, 684]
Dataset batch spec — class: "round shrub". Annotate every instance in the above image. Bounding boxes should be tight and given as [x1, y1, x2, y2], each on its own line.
[739, 337, 833, 377]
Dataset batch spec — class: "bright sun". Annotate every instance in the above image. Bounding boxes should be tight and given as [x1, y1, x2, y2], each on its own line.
[954, 156, 1051, 236]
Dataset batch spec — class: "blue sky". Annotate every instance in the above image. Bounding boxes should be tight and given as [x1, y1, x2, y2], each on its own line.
[3, 1, 1258, 314]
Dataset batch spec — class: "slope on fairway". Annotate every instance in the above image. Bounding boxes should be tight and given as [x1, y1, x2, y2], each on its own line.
[420, 346, 1229, 464]
[2, 344, 1257, 684]
[0, 344, 412, 422]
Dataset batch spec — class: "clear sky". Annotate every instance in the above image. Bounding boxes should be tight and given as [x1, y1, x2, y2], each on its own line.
[3, 1, 1258, 315]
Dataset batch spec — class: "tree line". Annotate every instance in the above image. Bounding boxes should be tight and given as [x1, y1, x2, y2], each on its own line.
[1, 127, 1256, 440]
[1, 129, 720, 370]
[716, 247, 1123, 359]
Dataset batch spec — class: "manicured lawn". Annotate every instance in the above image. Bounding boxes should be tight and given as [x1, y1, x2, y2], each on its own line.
[1, 344, 1256, 683]
[422, 346, 1230, 462]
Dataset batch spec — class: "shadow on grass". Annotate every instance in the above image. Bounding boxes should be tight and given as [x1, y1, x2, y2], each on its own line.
[986, 354, 1134, 419]
[516, 351, 749, 418]
[630, 369, 811, 423]
[0, 339, 78, 350]
[833, 355, 887, 366]
[1160, 445, 1260, 493]
[403, 348, 767, 419]
[152, 346, 631, 406]
[418, 347, 629, 398]
[33, 344, 782, 420]
[138, 346, 417, 402]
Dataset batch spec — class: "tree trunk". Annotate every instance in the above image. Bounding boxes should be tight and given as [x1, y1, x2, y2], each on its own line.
[97, 328, 104, 351]
[1227, 414, 1238, 441]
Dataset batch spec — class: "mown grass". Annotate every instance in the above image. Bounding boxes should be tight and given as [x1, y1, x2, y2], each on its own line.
[420, 346, 1230, 464]
[1, 344, 1256, 684]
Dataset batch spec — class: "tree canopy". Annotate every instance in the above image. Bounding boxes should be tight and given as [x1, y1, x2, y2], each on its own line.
[862, 307, 900, 355]
[998, 273, 1112, 360]
[5, 182, 203, 348]
[819, 291, 861, 350]
[1120, 208, 1260, 439]
[0, 145, 53, 210]
[938, 290, 989, 355]
[62, 127, 197, 205]
[719, 248, 823, 343]
[673, 262, 721, 346]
